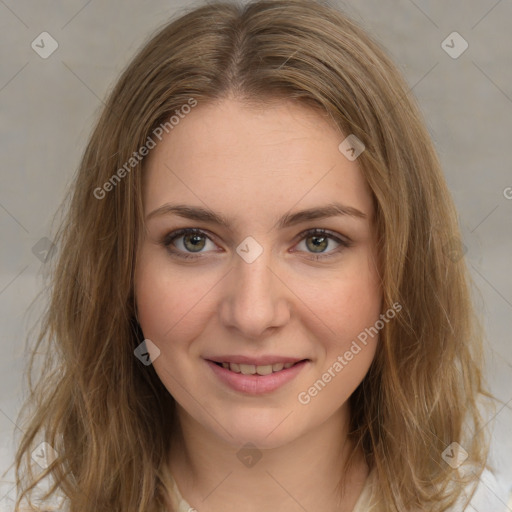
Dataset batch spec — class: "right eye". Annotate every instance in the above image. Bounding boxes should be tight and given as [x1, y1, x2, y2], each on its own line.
[161, 228, 219, 259]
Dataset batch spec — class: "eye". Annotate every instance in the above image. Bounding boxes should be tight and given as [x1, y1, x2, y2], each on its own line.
[161, 228, 218, 259]
[161, 227, 352, 261]
[293, 228, 351, 259]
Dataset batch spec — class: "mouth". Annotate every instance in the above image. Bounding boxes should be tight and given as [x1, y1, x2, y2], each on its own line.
[204, 357, 310, 395]
[208, 359, 308, 376]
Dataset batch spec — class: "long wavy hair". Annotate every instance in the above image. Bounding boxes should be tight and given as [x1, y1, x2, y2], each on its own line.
[13, 1, 495, 510]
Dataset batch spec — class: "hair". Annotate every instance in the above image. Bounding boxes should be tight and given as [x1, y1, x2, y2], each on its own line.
[12, 0, 496, 511]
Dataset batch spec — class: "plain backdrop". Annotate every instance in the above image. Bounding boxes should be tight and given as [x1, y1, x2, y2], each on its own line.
[1, 0, 511, 510]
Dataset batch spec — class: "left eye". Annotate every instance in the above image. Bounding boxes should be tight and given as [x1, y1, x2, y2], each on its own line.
[297, 233, 338, 253]
[293, 229, 350, 258]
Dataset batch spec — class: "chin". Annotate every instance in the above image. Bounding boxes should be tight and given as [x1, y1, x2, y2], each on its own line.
[209, 407, 302, 449]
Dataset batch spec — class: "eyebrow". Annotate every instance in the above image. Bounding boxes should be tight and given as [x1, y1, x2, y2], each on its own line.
[145, 202, 367, 229]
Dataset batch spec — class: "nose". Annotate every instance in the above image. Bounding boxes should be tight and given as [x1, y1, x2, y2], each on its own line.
[219, 248, 291, 340]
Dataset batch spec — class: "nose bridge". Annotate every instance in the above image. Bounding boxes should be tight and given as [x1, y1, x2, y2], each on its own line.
[220, 243, 289, 338]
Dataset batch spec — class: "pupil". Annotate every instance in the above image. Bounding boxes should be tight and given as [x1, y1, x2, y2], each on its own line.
[307, 235, 327, 252]
[184, 234, 205, 252]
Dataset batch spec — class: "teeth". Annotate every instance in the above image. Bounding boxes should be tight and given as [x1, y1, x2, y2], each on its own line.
[256, 365, 273, 376]
[219, 361, 300, 374]
[239, 364, 256, 375]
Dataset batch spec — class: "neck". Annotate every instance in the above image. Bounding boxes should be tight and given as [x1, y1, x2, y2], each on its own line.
[167, 403, 369, 512]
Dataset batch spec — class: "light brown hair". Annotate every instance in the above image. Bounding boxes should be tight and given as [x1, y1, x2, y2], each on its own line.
[13, 1, 495, 510]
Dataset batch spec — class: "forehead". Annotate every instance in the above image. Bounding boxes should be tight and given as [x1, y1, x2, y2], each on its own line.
[142, 99, 373, 226]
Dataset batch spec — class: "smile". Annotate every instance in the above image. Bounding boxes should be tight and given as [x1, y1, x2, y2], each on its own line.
[205, 358, 310, 395]
[213, 361, 299, 375]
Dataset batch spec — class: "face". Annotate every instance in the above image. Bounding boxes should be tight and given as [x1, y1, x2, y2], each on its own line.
[134, 98, 382, 449]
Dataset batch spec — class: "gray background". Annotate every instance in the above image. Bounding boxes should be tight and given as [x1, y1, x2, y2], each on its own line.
[1, 0, 511, 510]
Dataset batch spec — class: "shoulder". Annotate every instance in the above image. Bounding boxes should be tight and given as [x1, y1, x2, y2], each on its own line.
[467, 468, 506, 511]
[352, 467, 379, 511]
[352, 467, 504, 512]
[166, 470, 194, 512]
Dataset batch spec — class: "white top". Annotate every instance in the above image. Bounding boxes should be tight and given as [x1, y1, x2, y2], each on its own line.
[166, 468, 379, 511]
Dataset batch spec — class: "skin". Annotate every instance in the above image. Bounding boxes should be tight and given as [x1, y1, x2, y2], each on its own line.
[134, 98, 382, 512]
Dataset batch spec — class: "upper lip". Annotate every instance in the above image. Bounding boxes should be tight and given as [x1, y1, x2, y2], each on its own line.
[206, 355, 308, 366]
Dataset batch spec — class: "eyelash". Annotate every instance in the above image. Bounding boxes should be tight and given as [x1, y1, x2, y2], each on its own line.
[161, 228, 352, 261]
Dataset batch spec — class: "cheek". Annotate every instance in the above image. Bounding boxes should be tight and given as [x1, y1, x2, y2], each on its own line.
[296, 274, 381, 413]
[134, 249, 213, 345]
[318, 288, 381, 366]
[296, 255, 382, 349]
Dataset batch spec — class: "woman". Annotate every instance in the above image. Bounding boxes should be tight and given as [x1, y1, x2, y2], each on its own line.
[14, 1, 493, 510]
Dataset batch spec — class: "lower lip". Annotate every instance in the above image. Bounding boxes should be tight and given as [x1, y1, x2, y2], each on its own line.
[205, 360, 309, 395]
